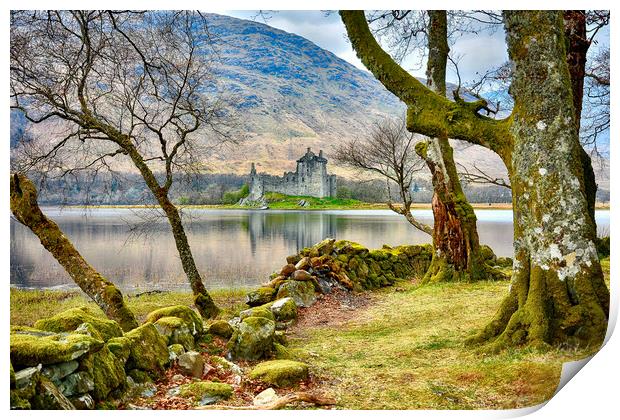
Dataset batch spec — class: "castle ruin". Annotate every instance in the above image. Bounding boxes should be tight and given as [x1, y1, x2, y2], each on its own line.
[248, 148, 337, 199]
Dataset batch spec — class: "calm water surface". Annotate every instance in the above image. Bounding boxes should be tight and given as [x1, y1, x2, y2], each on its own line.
[10, 208, 610, 291]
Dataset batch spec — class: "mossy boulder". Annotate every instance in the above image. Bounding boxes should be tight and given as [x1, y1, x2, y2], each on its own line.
[248, 360, 309, 387]
[31, 376, 76, 410]
[34, 307, 123, 341]
[41, 360, 79, 382]
[106, 336, 131, 364]
[240, 306, 275, 321]
[57, 371, 95, 397]
[269, 297, 297, 322]
[145, 305, 204, 336]
[153, 316, 195, 350]
[124, 323, 169, 378]
[178, 380, 233, 405]
[227, 316, 275, 361]
[10, 332, 103, 368]
[78, 345, 126, 400]
[276, 280, 316, 308]
[168, 343, 185, 361]
[246, 287, 277, 307]
[207, 320, 234, 339]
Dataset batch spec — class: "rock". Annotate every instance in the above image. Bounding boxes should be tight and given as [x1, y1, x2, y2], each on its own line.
[10, 331, 103, 367]
[210, 356, 243, 375]
[246, 287, 277, 307]
[286, 254, 301, 265]
[41, 360, 79, 382]
[127, 369, 152, 384]
[273, 343, 290, 359]
[154, 316, 195, 350]
[168, 344, 185, 361]
[58, 371, 95, 397]
[70, 393, 95, 409]
[107, 336, 131, 363]
[227, 316, 275, 361]
[10, 363, 16, 388]
[253, 387, 278, 406]
[240, 306, 275, 321]
[11, 366, 40, 409]
[145, 305, 204, 336]
[178, 381, 233, 405]
[315, 238, 336, 256]
[32, 376, 76, 409]
[276, 281, 316, 308]
[79, 345, 126, 400]
[248, 360, 309, 387]
[171, 374, 185, 382]
[292, 269, 313, 281]
[14, 366, 41, 389]
[280, 264, 296, 277]
[295, 257, 311, 271]
[124, 323, 169, 379]
[269, 297, 297, 322]
[274, 330, 287, 345]
[207, 320, 234, 339]
[34, 307, 123, 341]
[177, 351, 204, 378]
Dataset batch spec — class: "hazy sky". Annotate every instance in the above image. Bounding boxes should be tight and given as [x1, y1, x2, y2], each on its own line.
[208, 10, 609, 86]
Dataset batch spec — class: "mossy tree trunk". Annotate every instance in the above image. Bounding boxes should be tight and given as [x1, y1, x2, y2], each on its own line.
[416, 11, 489, 283]
[340, 10, 609, 350]
[10, 173, 138, 332]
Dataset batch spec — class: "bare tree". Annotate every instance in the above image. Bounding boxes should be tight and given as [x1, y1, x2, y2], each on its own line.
[341, 10, 608, 351]
[10, 11, 241, 318]
[334, 117, 432, 235]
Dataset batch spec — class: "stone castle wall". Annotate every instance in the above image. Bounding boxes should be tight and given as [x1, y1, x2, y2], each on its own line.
[248, 148, 337, 199]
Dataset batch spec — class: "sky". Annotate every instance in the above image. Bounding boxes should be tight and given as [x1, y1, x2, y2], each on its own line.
[206, 10, 610, 86]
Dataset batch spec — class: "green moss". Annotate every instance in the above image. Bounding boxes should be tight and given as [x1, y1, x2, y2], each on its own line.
[124, 323, 169, 378]
[80, 345, 126, 400]
[34, 307, 123, 341]
[246, 287, 277, 307]
[248, 360, 309, 387]
[240, 306, 275, 321]
[153, 316, 195, 350]
[10, 332, 103, 367]
[127, 369, 152, 384]
[145, 305, 204, 335]
[178, 381, 233, 404]
[207, 320, 234, 339]
[227, 316, 275, 361]
[107, 336, 131, 363]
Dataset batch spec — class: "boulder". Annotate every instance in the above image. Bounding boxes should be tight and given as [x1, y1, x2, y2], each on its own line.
[153, 316, 195, 350]
[276, 281, 316, 308]
[14, 366, 40, 389]
[34, 307, 123, 341]
[295, 257, 311, 271]
[269, 297, 297, 322]
[253, 387, 278, 406]
[31, 376, 76, 409]
[280, 264, 296, 277]
[41, 360, 79, 382]
[58, 371, 95, 397]
[315, 238, 336, 256]
[177, 351, 204, 378]
[207, 320, 234, 339]
[79, 345, 126, 400]
[10, 331, 103, 367]
[246, 287, 277, 307]
[240, 306, 275, 321]
[210, 356, 243, 376]
[10, 366, 40, 409]
[286, 254, 301, 265]
[124, 323, 169, 378]
[227, 316, 275, 361]
[168, 344, 185, 362]
[178, 381, 233, 406]
[145, 305, 204, 336]
[292, 270, 313, 281]
[248, 360, 309, 387]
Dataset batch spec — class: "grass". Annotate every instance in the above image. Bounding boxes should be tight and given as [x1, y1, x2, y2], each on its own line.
[10, 288, 249, 327]
[286, 257, 611, 409]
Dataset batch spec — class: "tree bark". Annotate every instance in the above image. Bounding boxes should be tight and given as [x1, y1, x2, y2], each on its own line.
[563, 10, 597, 230]
[467, 11, 608, 350]
[339, 10, 609, 350]
[10, 173, 138, 332]
[417, 11, 494, 283]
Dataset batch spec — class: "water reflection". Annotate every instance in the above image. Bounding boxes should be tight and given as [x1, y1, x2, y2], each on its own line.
[10, 208, 610, 292]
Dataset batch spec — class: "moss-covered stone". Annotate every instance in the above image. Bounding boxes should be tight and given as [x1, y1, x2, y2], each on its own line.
[124, 323, 169, 378]
[269, 297, 297, 322]
[276, 281, 316, 308]
[106, 336, 131, 364]
[248, 360, 309, 387]
[227, 316, 275, 361]
[178, 380, 233, 405]
[10, 332, 103, 368]
[168, 343, 185, 361]
[240, 306, 275, 321]
[153, 316, 195, 350]
[34, 307, 123, 341]
[145, 305, 204, 336]
[78, 345, 126, 400]
[245, 287, 277, 307]
[207, 320, 234, 339]
[127, 369, 152, 384]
